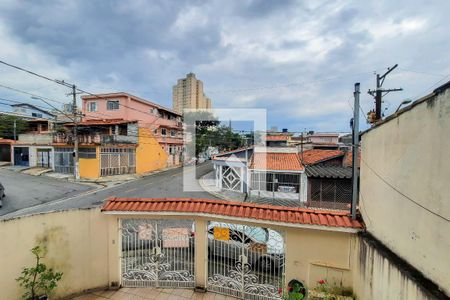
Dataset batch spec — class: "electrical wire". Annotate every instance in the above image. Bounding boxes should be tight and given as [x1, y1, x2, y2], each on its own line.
[361, 158, 449, 223]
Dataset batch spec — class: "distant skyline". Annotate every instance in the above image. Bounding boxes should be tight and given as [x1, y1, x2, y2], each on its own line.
[0, 0, 449, 132]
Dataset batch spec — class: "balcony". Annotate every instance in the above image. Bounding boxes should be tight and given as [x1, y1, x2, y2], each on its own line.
[53, 133, 138, 145]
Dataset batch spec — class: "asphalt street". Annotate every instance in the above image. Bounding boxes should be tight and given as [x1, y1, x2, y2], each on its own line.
[0, 168, 93, 216]
[1, 162, 217, 220]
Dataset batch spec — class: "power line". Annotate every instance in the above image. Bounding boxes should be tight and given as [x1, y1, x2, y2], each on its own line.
[361, 158, 449, 223]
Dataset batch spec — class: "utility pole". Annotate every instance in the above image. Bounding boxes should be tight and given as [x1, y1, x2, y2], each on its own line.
[368, 64, 403, 123]
[13, 119, 16, 141]
[351, 83, 360, 220]
[71, 84, 80, 180]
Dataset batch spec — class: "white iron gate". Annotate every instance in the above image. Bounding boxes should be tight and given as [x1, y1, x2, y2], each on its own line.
[121, 219, 195, 288]
[100, 147, 136, 176]
[207, 222, 285, 299]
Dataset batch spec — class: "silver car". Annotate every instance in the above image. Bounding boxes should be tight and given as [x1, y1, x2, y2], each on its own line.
[207, 222, 285, 272]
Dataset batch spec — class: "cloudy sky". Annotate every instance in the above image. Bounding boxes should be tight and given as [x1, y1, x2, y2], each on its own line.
[0, 0, 449, 132]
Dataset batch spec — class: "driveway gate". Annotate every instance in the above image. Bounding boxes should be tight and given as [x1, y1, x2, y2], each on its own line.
[36, 149, 51, 168]
[54, 147, 74, 174]
[100, 147, 136, 176]
[121, 219, 195, 288]
[207, 222, 285, 299]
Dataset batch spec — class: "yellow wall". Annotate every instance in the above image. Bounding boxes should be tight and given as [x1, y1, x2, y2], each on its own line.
[136, 127, 168, 174]
[79, 146, 100, 179]
[0, 208, 112, 300]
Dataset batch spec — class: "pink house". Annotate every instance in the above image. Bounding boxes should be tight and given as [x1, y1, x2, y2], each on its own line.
[81, 92, 183, 166]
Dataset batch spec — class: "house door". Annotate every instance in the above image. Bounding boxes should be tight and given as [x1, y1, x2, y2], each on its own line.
[14, 147, 29, 166]
[207, 222, 285, 299]
[121, 219, 195, 288]
[36, 149, 51, 168]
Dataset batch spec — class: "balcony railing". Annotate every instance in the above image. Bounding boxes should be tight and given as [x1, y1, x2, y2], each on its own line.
[53, 133, 138, 145]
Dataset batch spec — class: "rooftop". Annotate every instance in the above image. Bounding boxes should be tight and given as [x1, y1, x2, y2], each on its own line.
[102, 197, 363, 230]
[250, 152, 304, 171]
[300, 149, 344, 165]
[266, 135, 290, 141]
[306, 165, 353, 179]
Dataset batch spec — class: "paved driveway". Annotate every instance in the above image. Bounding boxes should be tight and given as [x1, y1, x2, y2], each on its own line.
[0, 168, 93, 216]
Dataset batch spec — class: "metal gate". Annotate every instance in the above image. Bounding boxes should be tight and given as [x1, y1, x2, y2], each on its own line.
[207, 222, 285, 299]
[121, 219, 195, 288]
[36, 149, 51, 168]
[100, 147, 136, 176]
[54, 147, 74, 174]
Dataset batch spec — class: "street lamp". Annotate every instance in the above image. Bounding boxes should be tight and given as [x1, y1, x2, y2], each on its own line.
[395, 100, 412, 113]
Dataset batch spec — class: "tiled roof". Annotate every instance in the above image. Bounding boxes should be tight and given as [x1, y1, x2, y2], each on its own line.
[0, 138, 16, 144]
[306, 165, 352, 179]
[266, 135, 290, 141]
[250, 152, 304, 171]
[102, 197, 363, 230]
[300, 149, 344, 165]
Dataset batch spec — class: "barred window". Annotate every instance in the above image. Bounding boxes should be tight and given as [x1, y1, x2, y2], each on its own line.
[79, 148, 96, 159]
[107, 100, 119, 110]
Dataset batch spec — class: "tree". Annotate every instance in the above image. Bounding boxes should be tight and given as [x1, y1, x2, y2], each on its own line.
[16, 246, 63, 300]
[0, 115, 29, 139]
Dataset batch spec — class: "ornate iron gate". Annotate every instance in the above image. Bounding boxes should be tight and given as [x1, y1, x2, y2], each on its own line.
[121, 219, 195, 288]
[207, 222, 285, 299]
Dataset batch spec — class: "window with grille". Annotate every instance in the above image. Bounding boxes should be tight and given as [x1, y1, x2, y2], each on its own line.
[88, 102, 97, 112]
[161, 128, 167, 136]
[107, 100, 119, 110]
[79, 148, 96, 159]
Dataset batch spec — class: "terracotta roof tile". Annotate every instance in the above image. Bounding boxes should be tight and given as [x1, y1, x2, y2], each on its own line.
[250, 152, 304, 171]
[266, 135, 290, 141]
[300, 149, 344, 165]
[102, 198, 363, 230]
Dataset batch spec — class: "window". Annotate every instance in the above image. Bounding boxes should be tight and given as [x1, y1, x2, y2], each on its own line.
[170, 130, 176, 137]
[32, 112, 43, 118]
[88, 102, 97, 112]
[107, 100, 119, 110]
[78, 148, 96, 159]
[161, 128, 167, 136]
[154, 128, 158, 135]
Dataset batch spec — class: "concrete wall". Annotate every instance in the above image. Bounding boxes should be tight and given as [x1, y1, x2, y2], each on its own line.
[18, 133, 53, 144]
[136, 127, 168, 174]
[360, 88, 450, 295]
[0, 208, 112, 300]
[352, 234, 442, 300]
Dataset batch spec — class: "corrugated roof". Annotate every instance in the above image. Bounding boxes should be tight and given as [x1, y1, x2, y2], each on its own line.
[306, 165, 353, 179]
[250, 152, 304, 171]
[102, 197, 363, 229]
[300, 149, 344, 165]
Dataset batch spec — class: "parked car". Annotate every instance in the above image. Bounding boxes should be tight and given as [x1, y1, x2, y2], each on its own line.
[0, 182, 5, 207]
[207, 222, 285, 272]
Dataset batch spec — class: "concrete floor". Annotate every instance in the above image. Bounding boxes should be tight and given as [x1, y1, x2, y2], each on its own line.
[71, 287, 238, 300]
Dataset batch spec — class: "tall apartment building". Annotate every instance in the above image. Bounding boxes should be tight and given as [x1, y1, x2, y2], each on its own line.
[172, 73, 212, 113]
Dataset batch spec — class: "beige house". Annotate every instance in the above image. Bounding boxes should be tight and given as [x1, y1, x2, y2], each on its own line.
[172, 73, 212, 113]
